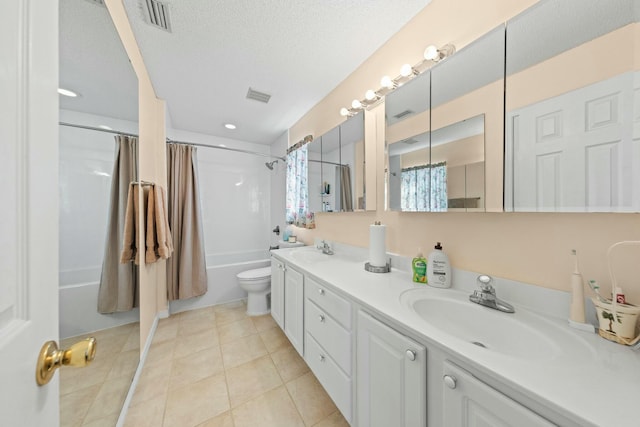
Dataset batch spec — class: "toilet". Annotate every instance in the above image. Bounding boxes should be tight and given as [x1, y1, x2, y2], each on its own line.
[237, 266, 272, 316]
[237, 240, 304, 316]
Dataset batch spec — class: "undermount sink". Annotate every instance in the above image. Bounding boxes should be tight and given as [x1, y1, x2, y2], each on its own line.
[400, 288, 593, 361]
[289, 248, 331, 263]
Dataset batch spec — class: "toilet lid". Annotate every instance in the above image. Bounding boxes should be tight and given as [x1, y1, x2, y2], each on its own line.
[237, 266, 271, 280]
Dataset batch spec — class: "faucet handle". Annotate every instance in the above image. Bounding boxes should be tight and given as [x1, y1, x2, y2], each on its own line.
[477, 275, 494, 292]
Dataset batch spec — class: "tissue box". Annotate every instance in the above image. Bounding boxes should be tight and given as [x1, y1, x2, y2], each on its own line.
[592, 297, 640, 344]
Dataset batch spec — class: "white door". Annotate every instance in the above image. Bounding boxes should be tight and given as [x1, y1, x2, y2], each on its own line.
[357, 311, 427, 427]
[508, 72, 637, 212]
[270, 258, 285, 329]
[443, 361, 554, 427]
[0, 0, 60, 425]
[283, 266, 304, 356]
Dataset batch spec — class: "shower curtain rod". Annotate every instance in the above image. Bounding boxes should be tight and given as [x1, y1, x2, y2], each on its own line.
[309, 159, 346, 167]
[59, 121, 285, 161]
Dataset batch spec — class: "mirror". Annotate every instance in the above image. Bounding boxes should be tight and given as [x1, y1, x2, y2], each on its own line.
[386, 24, 504, 212]
[505, 0, 640, 212]
[306, 113, 366, 216]
[339, 114, 366, 211]
[386, 71, 431, 211]
[59, 0, 139, 424]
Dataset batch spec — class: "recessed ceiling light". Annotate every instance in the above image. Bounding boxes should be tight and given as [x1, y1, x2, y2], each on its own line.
[98, 125, 112, 130]
[224, 123, 236, 130]
[58, 88, 78, 97]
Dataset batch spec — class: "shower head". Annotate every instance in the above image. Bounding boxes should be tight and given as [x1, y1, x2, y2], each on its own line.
[265, 160, 278, 170]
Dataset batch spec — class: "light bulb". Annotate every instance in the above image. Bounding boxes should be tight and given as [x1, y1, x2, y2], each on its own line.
[400, 64, 413, 77]
[352, 99, 362, 109]
[224, 123, 236, 130]
[423, 45, 439, 61]
[365, 90, 376, 101]
[58, 88, 78, 97]
[340, 107, 350, 117]
[380, 76, 394, 89]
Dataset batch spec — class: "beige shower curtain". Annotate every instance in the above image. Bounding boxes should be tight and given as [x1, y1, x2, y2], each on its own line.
[339, 164, 353, 212]
[98, 135, 138, 313]
[166, 143, 208, 300]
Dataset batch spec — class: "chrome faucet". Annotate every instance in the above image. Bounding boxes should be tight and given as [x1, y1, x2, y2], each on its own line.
[469, 275, 515, 313]
[318, 240, 334, 255]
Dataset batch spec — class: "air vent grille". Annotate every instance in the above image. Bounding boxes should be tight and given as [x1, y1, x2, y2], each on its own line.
[394, 110, 414, 119]
[246, 88, 272, 104]
[85, 0, 105, 6]
[142, 0, 172, 32]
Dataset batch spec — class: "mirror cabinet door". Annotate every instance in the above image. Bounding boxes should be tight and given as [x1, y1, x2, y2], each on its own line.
[430, 25, 505, 212]
[339, 114, 365, 211]
[386, 70, 431, 211]
[308, 136, 323, 214]
[505, 0, 640, 212]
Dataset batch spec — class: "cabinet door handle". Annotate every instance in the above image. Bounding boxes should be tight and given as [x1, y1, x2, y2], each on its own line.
[318, 314, 325, 323]
[405, 350, 416, 361]
[319, 355, 325, 362]
[443, 375, 457, 389]
[318, 288, 325, 295]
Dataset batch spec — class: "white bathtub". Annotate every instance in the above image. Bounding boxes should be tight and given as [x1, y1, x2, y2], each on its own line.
[59, 268, 139, 339]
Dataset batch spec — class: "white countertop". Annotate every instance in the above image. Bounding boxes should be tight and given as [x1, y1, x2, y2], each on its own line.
[271, 244, 640, 427]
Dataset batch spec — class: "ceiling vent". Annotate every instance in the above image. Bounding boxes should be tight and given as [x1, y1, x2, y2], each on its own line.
[142, 0, 172, 32]
[85, 0, 105, 6]
[246, 88, 272, 104]
[394, 109, 414, 119]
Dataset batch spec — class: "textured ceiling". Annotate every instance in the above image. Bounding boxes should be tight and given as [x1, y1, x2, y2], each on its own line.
[122, 0, 432, 144]
[59, 0, 138, 122]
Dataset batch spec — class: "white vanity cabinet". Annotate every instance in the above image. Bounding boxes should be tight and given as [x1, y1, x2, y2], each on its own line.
[442, 361, 555, 427]
[356, 310, 427, 427]
[270, 257, 305, 356]
[304, 276, 353, 423]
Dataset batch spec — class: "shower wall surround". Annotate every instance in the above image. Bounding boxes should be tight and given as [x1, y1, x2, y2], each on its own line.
[59, 109, 139, 338]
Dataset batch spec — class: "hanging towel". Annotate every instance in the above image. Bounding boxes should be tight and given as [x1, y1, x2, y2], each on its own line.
[145, 185, 158, 264]
[120, 183, 140, 264]
[154, 185, 174, 259]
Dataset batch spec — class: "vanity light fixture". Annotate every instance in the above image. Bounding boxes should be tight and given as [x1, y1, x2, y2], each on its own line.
[58, 88, 78, 97]
[423, 43, 456, 62]
[224, 123, 236, 130]
[337, 42, 455, 118]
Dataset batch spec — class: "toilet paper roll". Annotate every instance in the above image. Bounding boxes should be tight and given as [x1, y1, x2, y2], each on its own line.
[369, 224, 387, 267]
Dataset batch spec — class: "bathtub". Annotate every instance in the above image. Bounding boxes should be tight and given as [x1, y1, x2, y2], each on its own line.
[59, 268, 139, 339]
[169, 249, 271, 315]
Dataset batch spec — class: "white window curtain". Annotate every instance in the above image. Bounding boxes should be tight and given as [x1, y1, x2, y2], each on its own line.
[285, 145, 310, 227]
[401, 162, 447, 212]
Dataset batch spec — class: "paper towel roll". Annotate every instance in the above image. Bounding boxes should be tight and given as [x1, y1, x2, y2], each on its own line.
[369, 224, 387, 267]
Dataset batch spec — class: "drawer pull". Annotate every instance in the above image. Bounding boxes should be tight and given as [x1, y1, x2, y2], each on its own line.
[318, 288, 325, 295]
[443, 375, 457, 389]
[405, 350, 416, 361]
[318, 314, 325, 323]
[319, 354, 325, 362]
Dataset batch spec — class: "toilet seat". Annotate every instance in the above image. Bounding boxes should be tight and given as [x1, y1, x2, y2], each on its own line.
[237, 266, 271, 281]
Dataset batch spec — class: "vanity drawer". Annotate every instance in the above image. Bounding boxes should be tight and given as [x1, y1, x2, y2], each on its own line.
[305, 299, 351, 375]
[305, 332, 352, 423]
[305, 276, 351, 330]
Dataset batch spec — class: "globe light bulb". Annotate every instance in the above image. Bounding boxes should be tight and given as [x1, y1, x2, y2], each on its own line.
[380, 76, 394, 89]
[340, 107, 350, 117]
[424, 45, 439, 61]
[400, 64, 413, 77]
[365, 90, 376, 101]
[352, 99, 362, 109]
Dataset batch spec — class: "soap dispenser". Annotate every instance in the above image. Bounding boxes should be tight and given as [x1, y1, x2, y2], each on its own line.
[427, 242, 451, 288]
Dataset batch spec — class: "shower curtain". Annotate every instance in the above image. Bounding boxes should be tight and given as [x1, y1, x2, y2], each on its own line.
[338, 165, 353, 212]
[98, 135, 138, 313]
[166, 143, 208, 300]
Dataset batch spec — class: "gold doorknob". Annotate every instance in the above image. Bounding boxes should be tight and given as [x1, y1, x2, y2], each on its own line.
[36, 337, 97, 386]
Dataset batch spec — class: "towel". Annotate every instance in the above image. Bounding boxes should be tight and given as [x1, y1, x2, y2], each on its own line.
[120, 183, 140, 264]
[154, 185, 174, 259]
[145, 185, 158, 264]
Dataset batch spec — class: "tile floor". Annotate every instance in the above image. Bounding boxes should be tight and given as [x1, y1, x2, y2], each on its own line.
[124, 300, 350, 427]
[60, 322, 140, 426]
